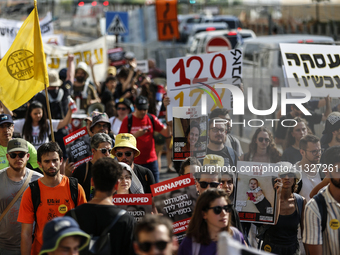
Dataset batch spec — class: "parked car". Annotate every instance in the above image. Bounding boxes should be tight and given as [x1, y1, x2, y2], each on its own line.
[205, 15, 242, 30]
[178, 14, 211, 42]
[186, 23, 228, 48]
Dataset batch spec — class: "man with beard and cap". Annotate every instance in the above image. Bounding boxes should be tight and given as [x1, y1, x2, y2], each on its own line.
[72, 62, 100, 111]
[209, 108, 243, 157]
[320, 112, 340, 151]
[0, 139, 42, 255]
[18, 142, 86, 255]
[205, 118, 237, 168]
[303, 146, 340, 255]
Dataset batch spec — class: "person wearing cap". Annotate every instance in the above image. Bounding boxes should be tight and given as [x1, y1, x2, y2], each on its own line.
[295, 135, 322, 202]
[258, 162, 305, 255]
[115, 162, 144, 194]
[195, 154, 223, 195]
[275, 96, 331, 148]
[18, 142, 87, 255]
[119, 96, 168, 183]
[72, 61, 100, 111]
[90, 113, 111, 136]
[39, 216, 90, 255]
[303, 146, 340, 255]
[112, 133, 155, 193]
[320, 111, 340, 151]
[0, 139, 42, 254]
[0, 114, 39, 171]
[109, 98, 133, 135]
[66, 157, 135, 255]
[72, 133, 113, 201]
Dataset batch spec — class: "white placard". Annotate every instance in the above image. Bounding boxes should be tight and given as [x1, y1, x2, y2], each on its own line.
[280, 43, 340, 97]
[44, 37, 107, 82]
[136, 60, 149, 73]
[166, 49, 242, 121]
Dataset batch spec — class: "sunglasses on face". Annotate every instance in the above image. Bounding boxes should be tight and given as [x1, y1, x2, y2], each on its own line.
[116, 151, 132, 157]
[207, 205, 233, 215]
[138, 241, 170, 252]
[198, 181, 220, 189]
[279, 173, 295, 178]
[117, 107, 128, 111]
[96, 148, 111, 154]
[8, 152, 26, 159]
[258, 137, 270, 143]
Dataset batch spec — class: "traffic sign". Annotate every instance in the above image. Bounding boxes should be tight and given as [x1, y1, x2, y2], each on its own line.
[155, 0, 179, 41]
[106, 12, 129, 36]
[205, 36, 232, 54]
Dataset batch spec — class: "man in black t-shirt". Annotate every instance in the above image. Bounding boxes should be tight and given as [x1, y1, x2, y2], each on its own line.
[72, 133, 112, 201]
[275, 98, 331, 147]
[206, 118, 237, 168]
[111, 133, 155, 193]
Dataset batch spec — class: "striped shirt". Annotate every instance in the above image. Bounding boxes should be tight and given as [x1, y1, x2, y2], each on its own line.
[303, 185, 340, 255]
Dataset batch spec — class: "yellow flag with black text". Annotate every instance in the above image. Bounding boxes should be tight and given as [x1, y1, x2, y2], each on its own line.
[0, 0, 49, 111]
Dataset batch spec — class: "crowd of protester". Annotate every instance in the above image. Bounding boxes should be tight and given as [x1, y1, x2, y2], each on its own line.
[0, 50, 339, 255]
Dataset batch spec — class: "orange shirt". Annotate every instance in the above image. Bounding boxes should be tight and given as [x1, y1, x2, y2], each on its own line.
[17, 176, 87, 255]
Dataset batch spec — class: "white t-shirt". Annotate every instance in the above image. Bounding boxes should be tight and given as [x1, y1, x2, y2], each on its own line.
[14, 119, 60, 150]
[300, 170, 321, 202]
[109, 117, 122, 135]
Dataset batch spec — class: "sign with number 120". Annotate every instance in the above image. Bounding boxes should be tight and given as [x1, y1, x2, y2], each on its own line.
[166, 50, 242, 121]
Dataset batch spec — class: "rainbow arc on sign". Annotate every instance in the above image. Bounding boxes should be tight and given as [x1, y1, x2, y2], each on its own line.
[197, 82, 223, 107]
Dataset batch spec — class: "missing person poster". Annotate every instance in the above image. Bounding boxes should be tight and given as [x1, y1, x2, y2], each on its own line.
[63, 127, 92, 168]
[151, 174, 198, 243]
[113, 194, 152, 222]
[173, 106, 207, 161]
[235, 161, 279, 224]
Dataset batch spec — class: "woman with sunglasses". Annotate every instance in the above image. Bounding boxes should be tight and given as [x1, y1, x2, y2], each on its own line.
[259, 162, 305, 255]
[178, 189, 245, 255]
[240, 127, 281, 163]
[5, 101, 72, 150]
[109, 98, 133, 136]
[282, 117, 310, 164]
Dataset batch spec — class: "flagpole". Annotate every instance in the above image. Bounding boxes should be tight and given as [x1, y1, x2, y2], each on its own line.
[44, 84, 55, 142]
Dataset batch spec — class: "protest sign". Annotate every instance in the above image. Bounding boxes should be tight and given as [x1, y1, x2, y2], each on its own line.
[166, 49, 242, 121]
[136, 60, 149, 73]
[113, 194, 152, 222]
[235, 161, 279, 224]
[42, 34, 65, 46]
[151, 174, 198, 243]
[280, 43, 340, 97]
[44, 36, 107, 82]
[108, 47, 126, 67]
[63, 127, 92, 168]
[0, 12, 53, 58]
[172, 106, 207, 161]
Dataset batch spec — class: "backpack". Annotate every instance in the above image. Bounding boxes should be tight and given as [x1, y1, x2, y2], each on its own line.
[226, 146, 237, 166]
[127, 113, 155, 133]
[71, 209, 126, 255]
[227, 134, 238, 152]
[313, 192, 327, 232]
[29, 177, 78, 222]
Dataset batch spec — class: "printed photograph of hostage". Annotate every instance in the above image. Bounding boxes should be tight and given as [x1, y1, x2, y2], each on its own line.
[246, 178, 272, 215]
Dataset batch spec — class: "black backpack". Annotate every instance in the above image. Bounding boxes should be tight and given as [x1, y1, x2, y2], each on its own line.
[71, 209, 126, 255]
[29, 177, 78, 223]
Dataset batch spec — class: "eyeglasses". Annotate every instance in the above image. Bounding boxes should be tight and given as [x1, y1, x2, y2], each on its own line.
[207, 205, 233, 215]
[8, 152, 26, 159]
[138, 241, 170, 252]
[279, 173, 295, 178]
[119, 175, 132, 181]
[304, 149, 322, 156]
[116, 151, 132, 157]
[96, 148, 111, 154]
[221, 180, 233, 186]
[258, 137, 270, 143]
[95, 123, 109, 129]
[0, 123, 13, 129]
[117, 107, 128, 111]
[198, 181, 220, 189]
[210, 127, 226, 133]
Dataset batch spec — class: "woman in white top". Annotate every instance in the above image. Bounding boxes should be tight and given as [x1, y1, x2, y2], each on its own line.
[109, 98, 133, 135]
[12, 101, 72, 149]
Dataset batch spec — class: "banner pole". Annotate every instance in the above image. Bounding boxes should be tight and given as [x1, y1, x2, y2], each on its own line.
[44, 84, 55, 142]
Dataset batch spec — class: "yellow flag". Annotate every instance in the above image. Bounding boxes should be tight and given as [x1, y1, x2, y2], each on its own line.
[0, 0, 49, 111]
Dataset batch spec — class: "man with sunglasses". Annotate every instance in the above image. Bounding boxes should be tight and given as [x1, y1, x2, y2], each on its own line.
[295, 135, 322, 201]
[89, 113, 111, 136]
[112, 133, 155, 193]
[0, 114, 39, 171]
[0, 139, 42, 254]
[206, 118, 237, 168]
[134, 215, 178, 255]
[72, 133, 112, 200]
